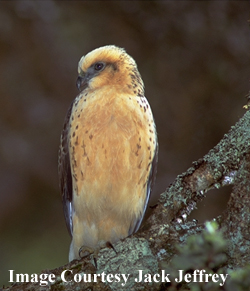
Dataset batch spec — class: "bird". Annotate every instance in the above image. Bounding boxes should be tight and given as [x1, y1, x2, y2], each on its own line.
[58, 45, 158, 262]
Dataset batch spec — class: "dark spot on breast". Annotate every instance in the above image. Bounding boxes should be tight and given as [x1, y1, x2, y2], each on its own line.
[76, 125, 79, 130]
[135, 143, 141, 156]
[73, 173, 78, 182]
[86, 157, 91, 165]
[85, 93, 88, 96]
[85, 130, 88, 134]
[75, 136, 79, 145]
[81, 140, 87, 156]
[72, 132, 75, 137]
[73, 157, 77, 168]
[84, 99, 86, 102]
[89, 134, 93, 140]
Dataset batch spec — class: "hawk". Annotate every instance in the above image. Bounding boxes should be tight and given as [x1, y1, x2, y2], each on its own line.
[58, 45, 158, 262]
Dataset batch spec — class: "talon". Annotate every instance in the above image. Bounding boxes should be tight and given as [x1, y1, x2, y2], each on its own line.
[93, 256, 98, 268]
[92, 249, 100, 268]
[106, 241, 117, 254]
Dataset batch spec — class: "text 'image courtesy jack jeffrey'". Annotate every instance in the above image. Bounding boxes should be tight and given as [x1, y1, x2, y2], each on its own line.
[9, 269, 228, 287]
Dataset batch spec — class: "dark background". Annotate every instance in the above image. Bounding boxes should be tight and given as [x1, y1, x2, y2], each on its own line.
[0, 1, 250, 286]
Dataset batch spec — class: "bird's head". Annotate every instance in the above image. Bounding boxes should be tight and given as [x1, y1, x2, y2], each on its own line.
[76, 45, 144, 96]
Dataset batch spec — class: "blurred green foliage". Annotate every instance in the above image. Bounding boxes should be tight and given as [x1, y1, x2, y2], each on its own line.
[162, 222, 250, 291]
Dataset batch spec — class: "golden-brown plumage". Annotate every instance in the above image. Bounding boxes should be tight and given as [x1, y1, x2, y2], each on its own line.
[58, 45, 158, 262]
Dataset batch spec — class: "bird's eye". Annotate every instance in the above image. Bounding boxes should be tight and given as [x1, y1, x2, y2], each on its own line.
[94, 62, 104, 71]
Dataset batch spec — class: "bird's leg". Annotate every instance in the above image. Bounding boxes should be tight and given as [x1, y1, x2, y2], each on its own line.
[78, 246, 99, 268]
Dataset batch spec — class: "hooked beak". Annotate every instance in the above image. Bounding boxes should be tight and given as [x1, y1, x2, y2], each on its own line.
[76, 75, 89, 91]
